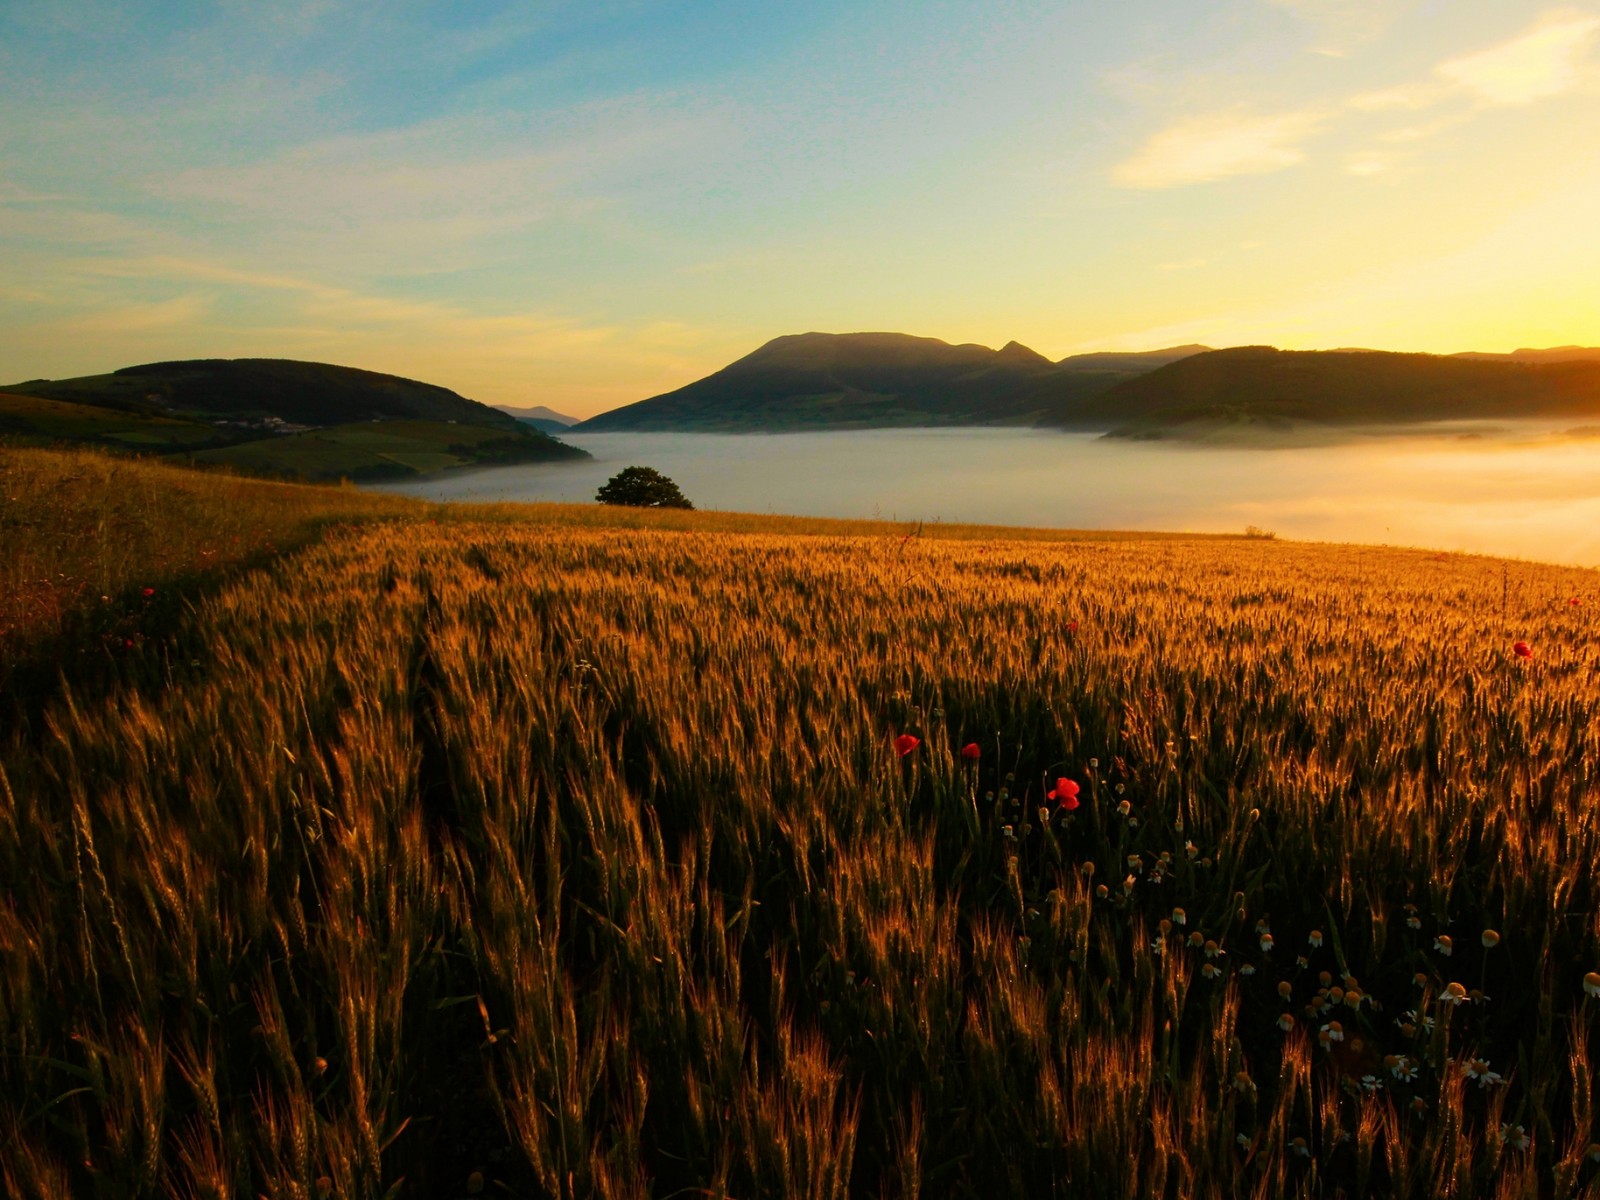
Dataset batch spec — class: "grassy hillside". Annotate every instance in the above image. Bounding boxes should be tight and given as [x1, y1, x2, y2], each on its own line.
[7, 358, 527, 431]
[1059, 346, 1600, 435]
[3, 359, 589, 480]
[190, 418, 586, 481]
[0, 390, 228, 452]
[0, 447, 427, 704]
[3, 447, 1599, 1198]
[574, 333, 1203, 431]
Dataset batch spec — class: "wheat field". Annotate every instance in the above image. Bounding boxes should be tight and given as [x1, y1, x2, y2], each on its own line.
[3, 450, 1600, 1198]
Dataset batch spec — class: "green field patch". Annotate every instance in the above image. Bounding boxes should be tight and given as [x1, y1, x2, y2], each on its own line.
[0, 390, 221, 450]
[190, 418, 555, 481]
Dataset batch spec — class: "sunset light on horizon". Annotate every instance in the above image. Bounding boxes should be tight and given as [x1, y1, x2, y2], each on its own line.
[4, 1, 1599, 417]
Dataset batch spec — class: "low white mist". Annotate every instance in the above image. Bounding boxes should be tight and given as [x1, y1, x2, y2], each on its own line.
[374, 426, 1600, 567]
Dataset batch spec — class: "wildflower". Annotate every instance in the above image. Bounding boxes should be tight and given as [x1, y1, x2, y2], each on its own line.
[1462, 1058, 1502, 1087]
[1202, 962, 1223, 980]
[1440, 981, 1468, 1005]
[1433, 935, 1453, 956]
[1277, 980, 1293, 999]
[1386, 1054, 1418, 1083]
[1239, 963, 1256, 976]
[1116, 799, 1132, 817]
[1204, 940, 1222, 959]
[1584, 971, 1600, 998]
[894, 734, 921, 757]
[1233, 1071, 1256, 1095]
[1308, 930, 1324, 948]
[1481, 929, 1499, 949]
[1360, 1074, 1382, 1093]
[1290, 1136, 1311, 1158]
[1410, 1097, 1429, 1116]
[1587, 1143, 1600, 1163]
[1126, 854, 1142, 871]
[1185, 840, 1198, 859]
[1321, 1021, 1344, 1042]
[1499, 1125, 1529, 1151]
[141, 586, 155, 597]
[1236, 1133, 1251, 1149]
[1123, 873, 1136, 896]
[1343, 989, 1364, 1010]
[1397, 1020, 1417, 1038]
[960, 742, 981, 760]
[1319, 971, 1333, 987]
[1260, 933, 1275, 953]
[1513, 640, 1533, 659]
[1468, 989, 1490, 1006]
[1172, 907, 1187, 926]
[1001, 824, 1015, 841]
[1278, 1012, 1295, 1032]
[1049, 778, 1080, 811]
[1152, 939, 1165, 957]
[1188, 931, 1204, 948]
[1095, 883, 1109, 899]
[1414, 972, 1429, 988]
[1295, 954, 1310, 968]
[1157, 918, 1172, 935]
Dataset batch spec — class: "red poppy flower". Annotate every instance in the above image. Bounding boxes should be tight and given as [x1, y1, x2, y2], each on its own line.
[959, 742, 981, 761]
[1569, 598, 1583, 606]
[1049, 777, 1080, 810]
[1513, 640, 1533, 660]
[142, 587, 155, 597]
[1066, 621, 1079, 632]
[893, 734, 921, 758]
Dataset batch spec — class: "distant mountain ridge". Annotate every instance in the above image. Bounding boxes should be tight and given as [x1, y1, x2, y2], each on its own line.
[1055, 346, 1600, 436]
[574, 332, 1209, 432]
[575, 333, 1600, 436]
[1450, 347, 1600, 364]
[496, 404, 580, 433]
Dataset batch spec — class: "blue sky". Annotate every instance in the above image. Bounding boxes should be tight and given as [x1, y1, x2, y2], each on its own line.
[3, 1, 1598, 415]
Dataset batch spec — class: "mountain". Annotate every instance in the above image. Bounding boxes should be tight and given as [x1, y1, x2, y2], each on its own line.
[2, 358, 588, 479]
[7, 358, 530, 431]
[1055, 345, 1212, 373]
[573, 332, 1210, 432]
[496, 403, 580, 433]
[1450, 346, 1600, 364]
[1047, 346, 1600, 435]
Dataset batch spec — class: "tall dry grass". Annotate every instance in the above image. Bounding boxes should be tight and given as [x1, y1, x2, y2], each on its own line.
[2, 452, 1599, 1197]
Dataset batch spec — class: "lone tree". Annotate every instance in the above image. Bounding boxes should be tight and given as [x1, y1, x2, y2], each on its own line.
[595, 465, 694, 509]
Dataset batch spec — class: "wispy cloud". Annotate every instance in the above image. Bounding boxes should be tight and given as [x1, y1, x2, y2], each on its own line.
[1262, 0, 1411, 56]
[1434, 9, 1600, 105]
[1111, 110, 1324, 189]
[58, 294, 213, 334]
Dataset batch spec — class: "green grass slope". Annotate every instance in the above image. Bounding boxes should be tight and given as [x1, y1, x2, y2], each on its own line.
[1054, 346, 1600, 434]
[190, 418, 587, 481]
[0, 390, 227, 452]
[574, 333, 1205, 431]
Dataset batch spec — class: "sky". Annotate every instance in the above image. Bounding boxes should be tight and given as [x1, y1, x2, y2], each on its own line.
[3, 1, 1599, 418]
